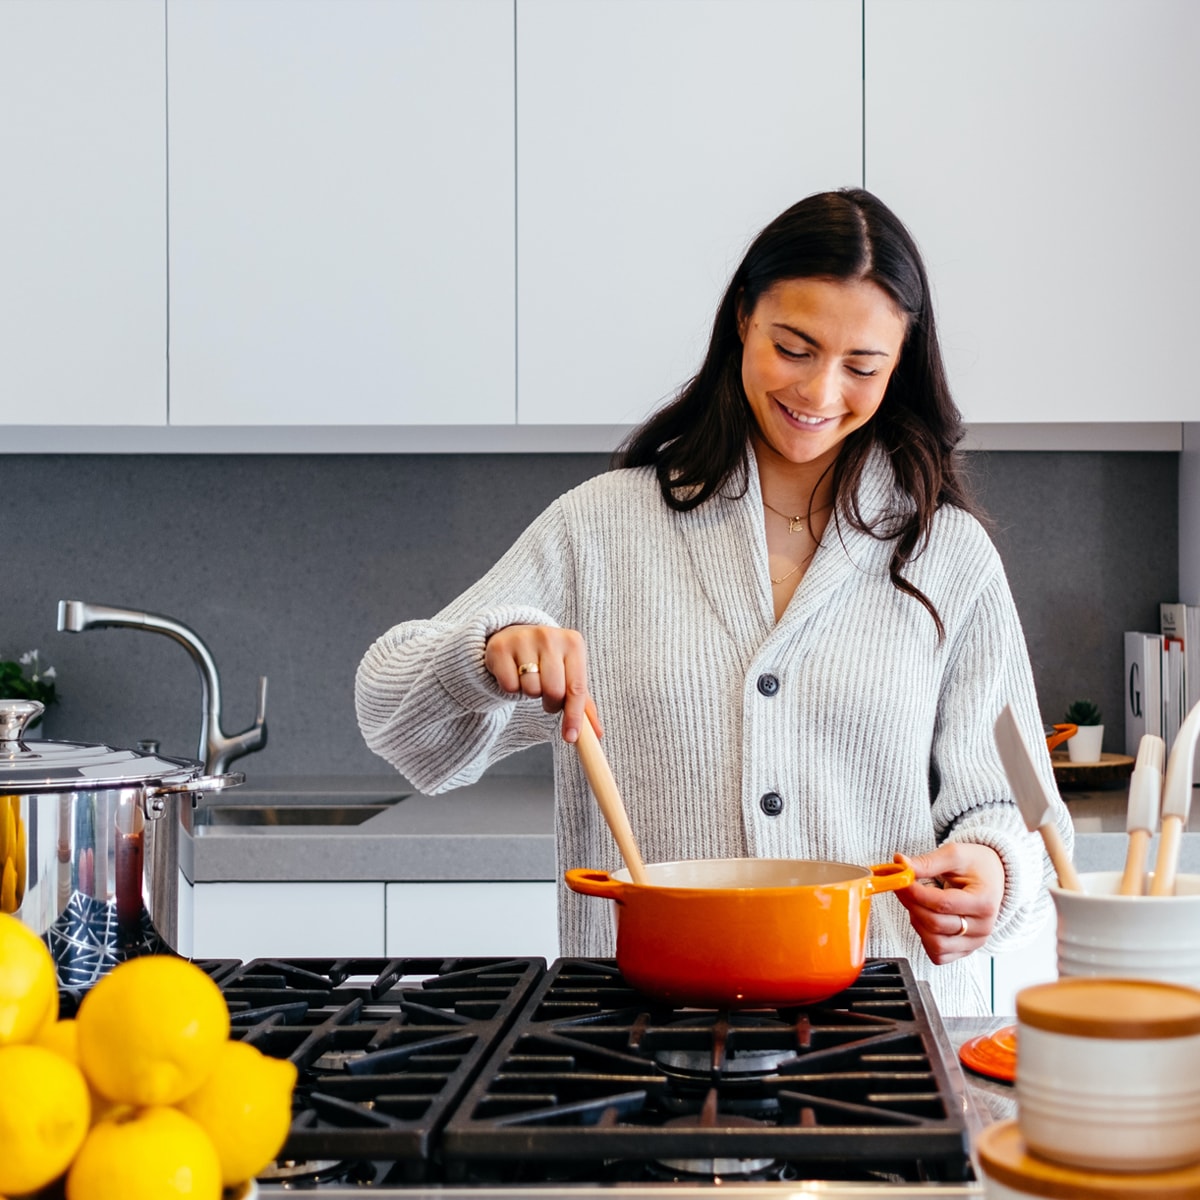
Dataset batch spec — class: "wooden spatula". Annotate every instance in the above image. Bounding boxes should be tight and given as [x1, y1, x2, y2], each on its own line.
[1118, 735, 1164, 896]
[994, 704, 1082, 891]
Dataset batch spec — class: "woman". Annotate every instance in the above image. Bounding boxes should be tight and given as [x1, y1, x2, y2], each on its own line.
[356, 188, 1072, 1016]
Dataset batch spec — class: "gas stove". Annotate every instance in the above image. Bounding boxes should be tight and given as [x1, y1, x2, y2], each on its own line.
[156, 955, 984, 1196]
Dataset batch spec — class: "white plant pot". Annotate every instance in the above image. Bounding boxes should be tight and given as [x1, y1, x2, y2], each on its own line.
[1066, 724, 1103, 763]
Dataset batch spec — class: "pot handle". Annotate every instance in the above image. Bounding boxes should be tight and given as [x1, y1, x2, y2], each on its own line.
[864, 862, 916, 895]
[564, 868, 626, 899]
[142, 771, 246, 819]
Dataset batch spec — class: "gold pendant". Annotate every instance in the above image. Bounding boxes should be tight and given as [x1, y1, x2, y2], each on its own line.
[788, 517, 805, 534]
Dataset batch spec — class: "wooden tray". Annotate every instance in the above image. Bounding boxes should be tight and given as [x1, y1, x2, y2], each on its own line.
[1051, 750, 1135, 790]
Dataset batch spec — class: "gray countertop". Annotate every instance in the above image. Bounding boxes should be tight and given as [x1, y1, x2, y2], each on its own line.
[181, 774, 1200, 885]
[181, 774, 556, 883]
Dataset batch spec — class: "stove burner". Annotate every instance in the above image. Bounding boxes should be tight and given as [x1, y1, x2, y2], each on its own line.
[656, 1089, 777, 1176]
[653, 1011, 798, 1079]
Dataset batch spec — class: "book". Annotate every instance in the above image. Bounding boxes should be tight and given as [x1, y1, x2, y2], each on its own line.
[1124, 630, 1163, 756]
[1164, 637, 1184, 754]
[1160, 602, 1200, 759]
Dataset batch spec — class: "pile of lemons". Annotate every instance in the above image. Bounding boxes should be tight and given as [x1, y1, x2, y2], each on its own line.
[0, 912, 297, 1199]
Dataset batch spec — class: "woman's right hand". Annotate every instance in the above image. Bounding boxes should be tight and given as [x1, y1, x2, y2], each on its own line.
[484, 624, 600, 744]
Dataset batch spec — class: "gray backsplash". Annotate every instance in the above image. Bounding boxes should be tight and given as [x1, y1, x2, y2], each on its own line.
[0, 450, 1178, 778]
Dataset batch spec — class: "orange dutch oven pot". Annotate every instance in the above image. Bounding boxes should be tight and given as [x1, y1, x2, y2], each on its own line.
[564, 857, 915, 1008]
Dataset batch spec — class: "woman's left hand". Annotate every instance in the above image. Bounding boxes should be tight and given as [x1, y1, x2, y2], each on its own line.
[891, 844, 1005, 964]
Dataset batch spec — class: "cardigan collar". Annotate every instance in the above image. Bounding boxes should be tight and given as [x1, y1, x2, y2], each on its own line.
[677, 444, 901, 645]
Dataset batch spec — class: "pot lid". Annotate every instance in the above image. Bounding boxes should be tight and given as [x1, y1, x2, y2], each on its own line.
[0, 699, 204, 791]
[1017, 977, 1200, 1040]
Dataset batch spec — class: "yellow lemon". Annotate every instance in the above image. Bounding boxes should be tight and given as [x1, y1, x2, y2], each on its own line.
[179, 1039, 297, 1185]
[66, 1106, 222, 1200]
[34, 1018, 126, 1125]
[0, 911, 57, 1045]
[76, 955, 230, 1105]
[34, 1015, 79, 1063]
[0, 1043, 91, 1195]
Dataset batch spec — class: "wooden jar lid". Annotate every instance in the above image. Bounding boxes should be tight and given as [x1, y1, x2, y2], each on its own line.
[977, 1121, 1200, 1199]
[1017, 978, 1200, 1040]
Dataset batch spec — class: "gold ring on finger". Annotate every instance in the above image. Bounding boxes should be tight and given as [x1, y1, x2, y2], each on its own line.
[517, 662, 540, 676]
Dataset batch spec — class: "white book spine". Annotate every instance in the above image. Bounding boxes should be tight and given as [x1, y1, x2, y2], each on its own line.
[1125, 631, 1162, 754]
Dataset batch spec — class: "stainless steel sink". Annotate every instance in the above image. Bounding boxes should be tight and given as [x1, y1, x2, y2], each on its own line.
[190, 794, 408, 833]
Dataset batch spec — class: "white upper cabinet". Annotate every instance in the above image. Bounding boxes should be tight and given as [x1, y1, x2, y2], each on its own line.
[865, 0, 1200, 424]
[0, 0, 166, 425]
[516, 0, 863, 427]
[167, 0, 515, 426]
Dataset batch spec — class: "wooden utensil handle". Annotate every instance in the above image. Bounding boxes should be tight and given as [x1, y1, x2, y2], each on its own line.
[1040, 823, 1083, 892]
[575, 717, 649, 886]
[1118, 828, 1150, 896]
[1151, 815, 1183, 896]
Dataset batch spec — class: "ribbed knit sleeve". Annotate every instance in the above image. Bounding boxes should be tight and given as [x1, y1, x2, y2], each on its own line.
[355, 498, 575, 793]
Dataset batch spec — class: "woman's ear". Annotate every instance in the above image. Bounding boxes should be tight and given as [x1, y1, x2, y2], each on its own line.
[735, 289, 749, 343]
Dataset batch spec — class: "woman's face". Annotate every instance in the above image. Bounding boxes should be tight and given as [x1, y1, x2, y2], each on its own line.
[738, 276, 907, 471]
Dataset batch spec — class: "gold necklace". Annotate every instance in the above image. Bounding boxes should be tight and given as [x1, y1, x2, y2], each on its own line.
[770, 549, 816, 586]
[762, 498, 832, 534]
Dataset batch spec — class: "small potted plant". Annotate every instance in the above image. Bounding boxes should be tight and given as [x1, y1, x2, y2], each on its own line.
[1063, 699, 1103, 764]
[0, 650, 59, 731]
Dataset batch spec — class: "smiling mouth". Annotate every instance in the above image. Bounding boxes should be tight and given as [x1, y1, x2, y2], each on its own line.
[779, 401, 836, 427]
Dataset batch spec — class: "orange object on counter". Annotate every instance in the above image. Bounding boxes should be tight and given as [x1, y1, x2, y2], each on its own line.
[565, 857, 914, 1008]
[1044, 723, 1078, 753]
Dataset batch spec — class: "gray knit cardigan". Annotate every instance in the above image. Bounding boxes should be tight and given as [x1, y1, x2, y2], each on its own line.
[356, 448, 1073, 1016]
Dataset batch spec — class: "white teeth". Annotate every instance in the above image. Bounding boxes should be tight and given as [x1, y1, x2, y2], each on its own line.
[783, 404, 828, 425]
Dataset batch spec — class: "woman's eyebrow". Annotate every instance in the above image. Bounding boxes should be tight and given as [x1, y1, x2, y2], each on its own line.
[771, 322, 891, 357]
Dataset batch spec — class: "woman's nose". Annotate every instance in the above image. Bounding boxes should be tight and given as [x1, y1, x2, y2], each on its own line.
[797, 361, 838, 410]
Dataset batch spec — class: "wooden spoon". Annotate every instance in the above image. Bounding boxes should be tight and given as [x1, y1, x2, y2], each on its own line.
[994, 705, 1082, 891]
[574, 716, 649, 886]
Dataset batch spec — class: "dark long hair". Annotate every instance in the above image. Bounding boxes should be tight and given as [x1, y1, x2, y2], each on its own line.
[614, 188, 977, 638]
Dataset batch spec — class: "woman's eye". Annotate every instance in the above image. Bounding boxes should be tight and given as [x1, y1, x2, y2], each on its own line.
[775, 344, 808, 361]
[847, 365, 879, 378]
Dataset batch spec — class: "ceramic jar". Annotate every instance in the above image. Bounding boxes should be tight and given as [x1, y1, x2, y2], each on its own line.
[1015, 978, 1200, 1172]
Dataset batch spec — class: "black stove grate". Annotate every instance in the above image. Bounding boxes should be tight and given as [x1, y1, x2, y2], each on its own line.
[440, 957, 972, 1184]
[215, 956, 545, 1166]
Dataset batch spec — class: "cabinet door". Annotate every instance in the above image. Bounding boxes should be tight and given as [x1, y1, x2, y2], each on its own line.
[192, 881, 385, 960]
[167, 0, 515, 426]
[386, 882, 558, 961]
[0, 0, 166, 425]
[866, 0, 1200, 423]
[517, 0, 862, 427]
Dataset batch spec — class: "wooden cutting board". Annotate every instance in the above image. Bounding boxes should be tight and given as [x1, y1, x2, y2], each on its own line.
[1051, 750, 1135, 790]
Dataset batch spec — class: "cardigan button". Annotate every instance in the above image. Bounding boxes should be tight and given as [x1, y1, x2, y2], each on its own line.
[759, 792, 784, 817]
[756, 673, 780, 697]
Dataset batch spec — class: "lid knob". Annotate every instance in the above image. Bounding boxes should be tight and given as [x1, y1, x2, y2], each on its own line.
[0, 699, 44, 745]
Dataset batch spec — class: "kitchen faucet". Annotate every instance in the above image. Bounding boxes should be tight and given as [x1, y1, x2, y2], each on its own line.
[56, 600, 267, 775]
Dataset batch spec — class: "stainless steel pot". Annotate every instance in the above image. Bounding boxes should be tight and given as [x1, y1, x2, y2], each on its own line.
[0, 698, 242, 990]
